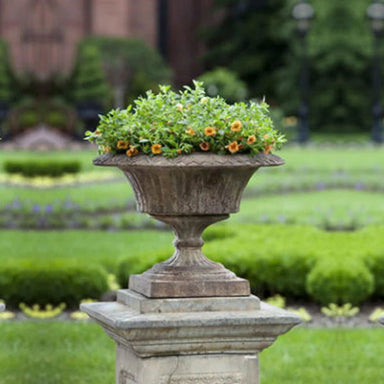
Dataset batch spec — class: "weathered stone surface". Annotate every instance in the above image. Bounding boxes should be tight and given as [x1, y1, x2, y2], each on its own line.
[94, 153, 284, 298]
[116, 347, 257, 384]
[81, 291, 301, 358]
[380, 316, 384, 325]
[0, 303, 4, 312]
[82, 291, 300, 384]
[117, 290, 260, 313]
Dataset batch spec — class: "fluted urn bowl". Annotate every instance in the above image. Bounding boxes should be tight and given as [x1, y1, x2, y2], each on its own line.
[94, 152, 284, 298]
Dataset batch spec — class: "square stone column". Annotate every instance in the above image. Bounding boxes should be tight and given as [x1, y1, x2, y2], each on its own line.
[82, 290, 301, 384]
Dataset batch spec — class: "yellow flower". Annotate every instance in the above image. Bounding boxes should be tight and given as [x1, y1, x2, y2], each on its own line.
[247, 135, 256, 145]
[102, 146, 111, 153]
[204, 126, 216, 136]
[231, 120, 242, 132]
[151, 143, 162, 155]
[201, 97, 208, 104]
[117, 140, 129, 150]
[176, 103, 184, 112]
[186, 127, 195, 135]
[200, 142, 210, 151]
[126, 146, 139, 157]
[227, 141, 239, 153]
[263, 134, 270, 139]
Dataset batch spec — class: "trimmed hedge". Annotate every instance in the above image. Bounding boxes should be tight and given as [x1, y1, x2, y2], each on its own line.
[4, 159, 81, 177]
[117, 224, 384, 305]
[0, 260, 108, 307]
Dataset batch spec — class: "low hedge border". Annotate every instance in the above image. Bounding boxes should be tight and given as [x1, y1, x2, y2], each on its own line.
[0, 260, 108, 307]
[116, 224, 384, 305]
[3, 159, 81, 177]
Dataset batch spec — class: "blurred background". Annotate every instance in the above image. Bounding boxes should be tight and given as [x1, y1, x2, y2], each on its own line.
[1, 1, 384, 384]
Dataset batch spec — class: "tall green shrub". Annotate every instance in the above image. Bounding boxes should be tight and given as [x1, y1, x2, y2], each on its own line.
[72, 45, 111, 105]
[76, 37, 172, 106]
[0, 40, 13, 102]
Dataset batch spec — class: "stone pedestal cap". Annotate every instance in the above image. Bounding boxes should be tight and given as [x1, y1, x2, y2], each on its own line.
[81, 290, 301, 358]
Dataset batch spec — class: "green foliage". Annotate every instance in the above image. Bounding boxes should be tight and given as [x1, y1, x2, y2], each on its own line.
[321, 303, 360, 318]
[86, 82, 285, 157]
[116, 224, 384, 305]
[77, 37, 171, 105]
[4, 159, 81, 177]
[205, 0, 374, 133]
[72, 45, 111, 104]
[197, 67, 248, 103]
[203, 0, 288, 100]
[0, 40, 13, 102]
[307, 260, 374, 305]
[0, 260, 108, 307]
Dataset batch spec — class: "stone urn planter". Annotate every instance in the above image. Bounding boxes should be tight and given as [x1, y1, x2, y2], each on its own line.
[94, 151, 284, 298]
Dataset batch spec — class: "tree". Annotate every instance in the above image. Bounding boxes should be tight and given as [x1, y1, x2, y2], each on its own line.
[77, 37, 172, 108]
[72, 45, 111, 106]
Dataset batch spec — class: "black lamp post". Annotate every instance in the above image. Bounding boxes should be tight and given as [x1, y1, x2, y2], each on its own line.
[292, 1, 315, 144]
[367, 1, 384, 143]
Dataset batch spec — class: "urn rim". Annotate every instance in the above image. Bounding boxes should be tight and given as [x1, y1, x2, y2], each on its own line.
[93, 152, 284, 168]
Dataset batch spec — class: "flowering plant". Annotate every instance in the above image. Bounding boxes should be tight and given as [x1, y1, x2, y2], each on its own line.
[86, 81, 286, 158]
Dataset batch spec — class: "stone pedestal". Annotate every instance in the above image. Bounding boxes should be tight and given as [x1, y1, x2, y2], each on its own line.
[82, 290, 301, 384]
[380, 316, 384, 325]
[0, 303, 4, 312]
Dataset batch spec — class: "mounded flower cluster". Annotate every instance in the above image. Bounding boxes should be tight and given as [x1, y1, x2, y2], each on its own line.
[86, 81, 286, 158]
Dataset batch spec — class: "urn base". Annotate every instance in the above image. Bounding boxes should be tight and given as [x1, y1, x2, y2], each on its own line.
[129, 273, 250, 298]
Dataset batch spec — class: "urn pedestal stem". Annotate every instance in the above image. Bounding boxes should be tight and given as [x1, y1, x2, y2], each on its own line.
[129, 214, 250, 298]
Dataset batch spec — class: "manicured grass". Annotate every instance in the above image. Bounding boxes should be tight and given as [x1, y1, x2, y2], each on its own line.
[237, 190, 384, 226]
[0, 230, 172, 272]
[0, 322, 382, 384]
[0, 322, 114, 384]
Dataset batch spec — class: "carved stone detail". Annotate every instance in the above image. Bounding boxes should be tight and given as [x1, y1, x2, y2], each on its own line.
[119, 369, 137, 384]
[159, 373, 244, 384]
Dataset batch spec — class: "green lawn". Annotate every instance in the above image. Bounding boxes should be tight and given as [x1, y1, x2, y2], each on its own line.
[0, 322, 382, 384]
[0, 230, 172, 271]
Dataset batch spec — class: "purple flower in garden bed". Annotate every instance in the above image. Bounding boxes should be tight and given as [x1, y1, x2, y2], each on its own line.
[316, 182, 326, 190]
[32, 205, 41, 214]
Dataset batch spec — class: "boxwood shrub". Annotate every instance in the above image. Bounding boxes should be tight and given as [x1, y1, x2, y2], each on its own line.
[4, 159, 81, 177]
[0, 260, 108, 307]
[116, 224, 384, 305]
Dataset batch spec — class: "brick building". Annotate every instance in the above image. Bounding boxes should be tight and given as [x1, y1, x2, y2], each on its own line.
[0, 0, 216, 84]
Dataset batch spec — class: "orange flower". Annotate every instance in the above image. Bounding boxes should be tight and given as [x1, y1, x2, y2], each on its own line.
[264, 144, 273, 154]
[176, 149, 182, 155]
[231, 120, 242, 132]
[263, 134, 270, 139]
[126, 146, 139, 157]
[200, 142, 210, 151]
[204, 126, 216, 136]
[227, 141, 240, 153]
[94, 129, 101, 136]
[247, 135, 256, 145]
[117, 140, 129, 150]
[151, 143, 162, 155]
[186, 127, 195, 135]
